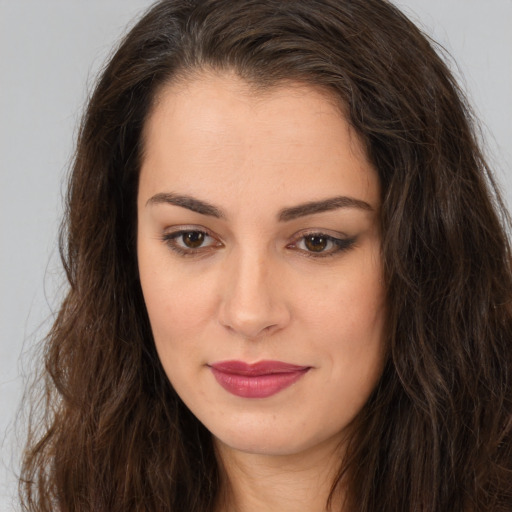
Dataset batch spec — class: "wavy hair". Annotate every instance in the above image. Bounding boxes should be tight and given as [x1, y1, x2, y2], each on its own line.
[21, 0, 512, 510]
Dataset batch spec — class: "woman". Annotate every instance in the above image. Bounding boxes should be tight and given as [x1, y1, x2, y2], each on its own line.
[21, 0, 512, 511]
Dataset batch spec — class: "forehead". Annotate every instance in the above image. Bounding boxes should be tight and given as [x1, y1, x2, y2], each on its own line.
[139, 73, 379, 211]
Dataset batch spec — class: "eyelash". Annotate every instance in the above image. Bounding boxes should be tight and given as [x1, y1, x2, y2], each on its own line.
[161, 229, 220, 257]
[161, 229, 356, 258]
[287, 232, 356, 258]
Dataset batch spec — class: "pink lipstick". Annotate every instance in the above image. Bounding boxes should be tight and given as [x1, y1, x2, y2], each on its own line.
[209, 360, 310, 398]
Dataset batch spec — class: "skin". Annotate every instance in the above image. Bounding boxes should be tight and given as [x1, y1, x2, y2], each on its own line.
[137, 73, 386, 511]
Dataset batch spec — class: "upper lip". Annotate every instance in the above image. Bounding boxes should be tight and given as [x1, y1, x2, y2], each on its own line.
[208, 360, 310, 376]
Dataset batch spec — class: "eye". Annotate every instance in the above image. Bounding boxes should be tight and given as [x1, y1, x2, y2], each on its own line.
[302, 234, 332, 253]
[162, 229, 221, 256]
[289, 232, 356, 257]
[180, 231, 207, 249]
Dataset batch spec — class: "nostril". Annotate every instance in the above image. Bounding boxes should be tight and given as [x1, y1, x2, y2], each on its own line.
[218, 301, 290, 340]
[217, 254, 291, 339]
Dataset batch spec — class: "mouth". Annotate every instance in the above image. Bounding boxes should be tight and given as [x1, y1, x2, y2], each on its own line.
[208, 360, 311, 399]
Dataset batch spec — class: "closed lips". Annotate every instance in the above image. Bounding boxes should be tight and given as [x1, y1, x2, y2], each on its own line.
[208, 360, 311, 398]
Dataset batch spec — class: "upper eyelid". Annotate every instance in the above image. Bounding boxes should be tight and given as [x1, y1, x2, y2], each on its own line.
[288, 228, 348, 241]
[164, 228, 211, 237]
[162, 225, 217, 238]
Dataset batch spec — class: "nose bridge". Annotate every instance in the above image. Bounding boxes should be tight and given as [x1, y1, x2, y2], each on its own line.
[218, 243, 289, 338]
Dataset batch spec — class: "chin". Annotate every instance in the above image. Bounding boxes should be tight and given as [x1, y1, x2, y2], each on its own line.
[209, 414, 346, 459]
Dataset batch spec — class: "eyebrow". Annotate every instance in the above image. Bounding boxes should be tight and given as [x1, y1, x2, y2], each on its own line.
[278, 196, 373, 222]
[146, 192, 224, 218]
[146, 192, 373, 221]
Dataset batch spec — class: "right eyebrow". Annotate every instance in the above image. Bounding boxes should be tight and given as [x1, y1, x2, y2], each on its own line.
[146, 192, 225, 218]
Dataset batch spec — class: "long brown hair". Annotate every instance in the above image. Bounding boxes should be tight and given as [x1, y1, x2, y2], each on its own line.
[21, 1, 512, 510]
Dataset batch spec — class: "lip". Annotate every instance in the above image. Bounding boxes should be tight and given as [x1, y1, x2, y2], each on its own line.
[208, 360, 311, 399]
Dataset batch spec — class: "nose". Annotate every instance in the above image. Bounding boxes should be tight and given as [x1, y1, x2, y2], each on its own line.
[217, 249, 291, 340]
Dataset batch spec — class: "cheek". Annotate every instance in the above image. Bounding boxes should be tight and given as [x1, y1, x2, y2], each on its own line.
[299, 254, 385, 343]
[140, 270, 212, 344]
[304, 259, 387, 393]
[139, 277, 208, 399]
[139, 235, 200, 314]
[137, 244, 222, 376]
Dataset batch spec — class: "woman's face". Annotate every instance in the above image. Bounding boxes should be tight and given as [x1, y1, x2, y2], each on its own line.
[137, 74, 386, 457]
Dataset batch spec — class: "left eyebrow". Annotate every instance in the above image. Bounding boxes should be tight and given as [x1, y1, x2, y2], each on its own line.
[278, 196, 373, 222]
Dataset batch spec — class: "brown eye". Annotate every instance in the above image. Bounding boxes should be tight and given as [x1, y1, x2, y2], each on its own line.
[304, 235, 328, 252]
[182, 231, 205, 248]
[163, 229, 221, 256]
[291, 232, 356, 257]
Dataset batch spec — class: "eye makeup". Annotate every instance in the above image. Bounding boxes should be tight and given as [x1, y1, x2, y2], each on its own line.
[287, 232, 357, 258]
[161, 227, 222, 257]
[160, 225, 356, 259]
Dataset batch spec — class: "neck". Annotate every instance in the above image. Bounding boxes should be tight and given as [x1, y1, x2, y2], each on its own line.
[214, 436, 347, 512]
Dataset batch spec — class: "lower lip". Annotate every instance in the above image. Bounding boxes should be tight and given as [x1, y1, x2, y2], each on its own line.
[209, 367, 310, 399]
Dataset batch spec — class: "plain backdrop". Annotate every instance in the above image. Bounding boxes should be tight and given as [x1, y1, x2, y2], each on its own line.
[1, 1, 511, 509]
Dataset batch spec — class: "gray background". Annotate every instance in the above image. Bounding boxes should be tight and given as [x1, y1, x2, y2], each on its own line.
[1, 1, 511, 509]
